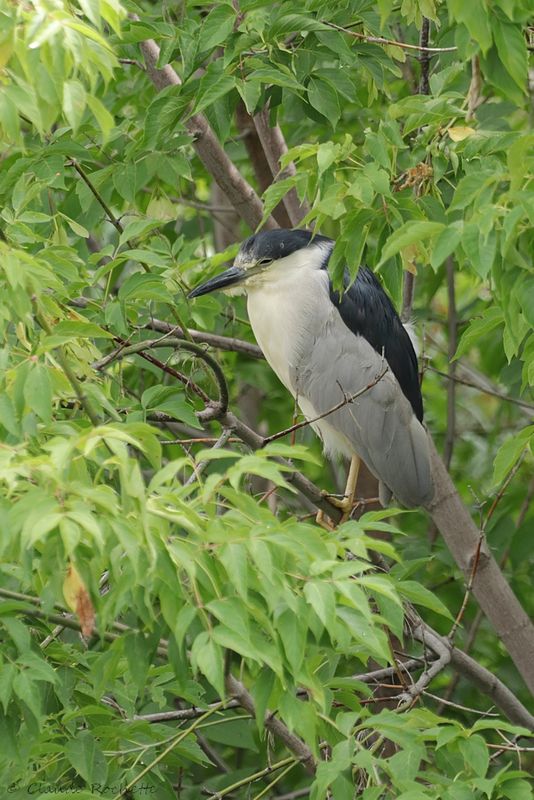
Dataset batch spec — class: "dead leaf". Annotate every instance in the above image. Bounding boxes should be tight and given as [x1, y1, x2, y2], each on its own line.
[448, 126, 476, 142]
[63, 563, 95, 637]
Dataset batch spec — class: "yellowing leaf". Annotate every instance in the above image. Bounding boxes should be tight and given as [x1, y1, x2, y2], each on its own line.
[63, 563, 95, 637]
[448, 126, 476, 142]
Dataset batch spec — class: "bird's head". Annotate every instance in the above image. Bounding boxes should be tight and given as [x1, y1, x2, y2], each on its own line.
[188, 229, 333, 299]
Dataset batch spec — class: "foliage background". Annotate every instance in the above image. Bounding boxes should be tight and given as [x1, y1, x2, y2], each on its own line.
[0, 0, 533, 797]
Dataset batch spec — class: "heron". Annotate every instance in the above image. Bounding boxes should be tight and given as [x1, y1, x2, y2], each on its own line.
[189, 229, 433, 516]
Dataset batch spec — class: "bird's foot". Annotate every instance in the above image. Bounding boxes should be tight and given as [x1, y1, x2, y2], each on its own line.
[317, 491, 353, 529]
[316, 493, 381, 530]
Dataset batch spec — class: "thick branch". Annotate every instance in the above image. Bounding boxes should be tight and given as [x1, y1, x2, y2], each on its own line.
[236, 102, 292, 228]
[138, 38, 277, 232]
[425, 436, 534, 694]
[418, 18, 431, 95]
[253, 106, 310, 227]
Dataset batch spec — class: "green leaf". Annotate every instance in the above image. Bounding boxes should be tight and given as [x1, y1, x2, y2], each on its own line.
[51, 320, 113, 339]
[86, 95, 115, 143]
[379, 221, 444, 265]
[152, 397, 201, 429]
[449, 170, 495, 211]
[276, 608, 305, 672]
[448, 0, 492, 53]
[492, 427, 533, 485]
[211, 625, 260, 662]
[261, 177, 296, 224]
[454, 307, 504, 360]
[307, 76, 341, 127]
[2, 617, 31, 652]
[13, 671, 42, 721]
[491, 18, 527, 94]
[63, 80, 87, 133]
[118, 273, 173, 303]
[58, 212, 89, 238]
[65, 731, 108, 784]
[304, 581, 335, 629]
[459, 734, 489, 777]
[24, 364, 53, 423]
[200, 5, 236, 51]
[0, 663, 16, 712]
[191, 632, 225, 697]
[194, 69, 235, 115]
[431, 222, 463, 269]
[397, 580, 454, 619]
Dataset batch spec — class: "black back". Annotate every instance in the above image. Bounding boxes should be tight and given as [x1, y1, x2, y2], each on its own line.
[329, 266, 424, 422]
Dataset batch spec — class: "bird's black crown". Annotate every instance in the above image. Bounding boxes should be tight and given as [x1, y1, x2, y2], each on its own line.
[239, 229, 333, 263]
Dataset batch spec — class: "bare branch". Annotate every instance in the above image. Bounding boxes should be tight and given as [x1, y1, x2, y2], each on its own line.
[449, 647, 534, 729]
[184, 428, 233, 486]
[253, 105, 310, 226]
[427, 365, 534, 413]
[94, 337, 229, 422]
[425, 436, 534, 695]
[398, 621, 451, 707]
[145, 319, 264, 359]
[226, 674, 316, 775]
[322, 21, 457, 53]
[401, 272, 415, 323]
[68, 159, 123, 235]
[261, 366, 389, 446]
[418, 18, 431, 95]
[443, 256, 457, 469]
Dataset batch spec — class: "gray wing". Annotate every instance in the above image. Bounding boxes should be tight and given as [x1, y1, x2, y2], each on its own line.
[290, 306, 433, 508]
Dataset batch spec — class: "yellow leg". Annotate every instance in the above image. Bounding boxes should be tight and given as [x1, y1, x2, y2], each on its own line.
[317, 455, 361, 527]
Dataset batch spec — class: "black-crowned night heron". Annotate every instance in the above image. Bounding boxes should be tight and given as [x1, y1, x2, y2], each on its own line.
[189, 229, 433, 512]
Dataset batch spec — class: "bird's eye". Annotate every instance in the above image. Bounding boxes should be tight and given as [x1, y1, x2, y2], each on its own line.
[258, 258, 273, 267]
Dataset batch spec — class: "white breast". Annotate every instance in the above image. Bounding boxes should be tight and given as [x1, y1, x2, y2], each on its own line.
[246, 262, 330, 394]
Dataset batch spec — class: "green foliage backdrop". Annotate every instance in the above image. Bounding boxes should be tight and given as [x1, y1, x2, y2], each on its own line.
[0, 0, 533, 798]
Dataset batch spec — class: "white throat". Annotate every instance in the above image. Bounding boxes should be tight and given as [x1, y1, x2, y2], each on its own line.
[245, 244, 332, 391]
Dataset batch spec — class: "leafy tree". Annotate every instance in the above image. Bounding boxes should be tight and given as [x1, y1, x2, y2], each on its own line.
[0, 1, 533, 798]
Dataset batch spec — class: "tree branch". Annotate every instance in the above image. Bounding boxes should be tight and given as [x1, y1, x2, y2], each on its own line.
[425, 436, 534, 695]
[322, 21, 457, 53]
[443, 256, 457, 469]
[226, 674, 316, 775]
[145, 319, 264, 359]
[418, 18, 431, 95]
[261, 366, 389, 446]
[253, 105, 310, 226]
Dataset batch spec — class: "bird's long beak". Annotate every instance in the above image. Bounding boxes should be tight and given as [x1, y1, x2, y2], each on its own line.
[188, 265, 247, 298]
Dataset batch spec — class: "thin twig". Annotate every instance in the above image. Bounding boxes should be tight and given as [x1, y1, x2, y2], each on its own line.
[446, 449, 526, 640]
[94, 336, 231, 420]
[184, 428, 232, 486]
[261, 366, 389, 446]
[145, 319, 264, 359]
[443, 257, 457, 469]
[111, 703, 227, 800]
[210, 756, 298, 799]
[322, 20, 457, 53]
[68, 159, 123, 235]
[427, 366, 534, 413]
